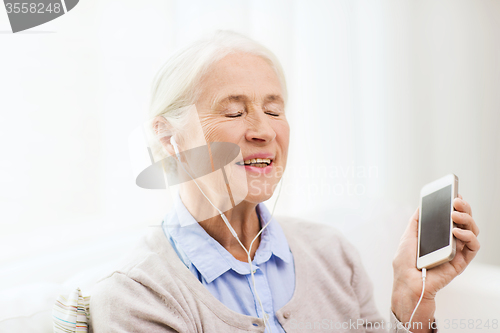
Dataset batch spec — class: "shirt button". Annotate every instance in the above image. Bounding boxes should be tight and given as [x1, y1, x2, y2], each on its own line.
[283, 311, 291, 319]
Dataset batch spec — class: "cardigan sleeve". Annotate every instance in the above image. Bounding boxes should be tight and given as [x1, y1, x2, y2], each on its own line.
[89, 272, 188, 333]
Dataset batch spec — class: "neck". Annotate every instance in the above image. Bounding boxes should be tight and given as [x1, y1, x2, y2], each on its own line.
[200, 200, 262, 262]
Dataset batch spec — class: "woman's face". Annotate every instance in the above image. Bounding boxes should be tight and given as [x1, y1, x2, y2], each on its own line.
[195, 52, 290, 204]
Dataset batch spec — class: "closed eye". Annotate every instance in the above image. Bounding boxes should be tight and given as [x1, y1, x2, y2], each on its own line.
[226, 112, 243, 118]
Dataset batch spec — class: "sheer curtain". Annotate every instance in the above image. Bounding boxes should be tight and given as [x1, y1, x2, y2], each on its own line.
[1, 0, 499, 320]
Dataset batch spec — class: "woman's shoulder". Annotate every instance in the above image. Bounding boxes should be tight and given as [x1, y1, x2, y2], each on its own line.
[89, 227, 191, 331]
[89, 270, 189, 332]
[90, 226, 181, 298]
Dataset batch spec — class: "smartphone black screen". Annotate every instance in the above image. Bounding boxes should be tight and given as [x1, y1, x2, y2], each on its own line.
[419, 185, 452, 257]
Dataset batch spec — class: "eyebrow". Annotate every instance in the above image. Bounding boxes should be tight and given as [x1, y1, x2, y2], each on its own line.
[211, 94, 284, 109]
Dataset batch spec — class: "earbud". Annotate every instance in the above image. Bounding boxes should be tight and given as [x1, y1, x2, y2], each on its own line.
[170, 136, 181, 158]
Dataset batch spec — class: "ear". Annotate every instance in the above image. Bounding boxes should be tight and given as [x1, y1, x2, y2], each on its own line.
[152, 116, 176, 157]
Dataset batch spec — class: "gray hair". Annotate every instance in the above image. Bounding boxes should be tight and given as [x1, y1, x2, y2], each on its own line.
[147, 30, 287, 163]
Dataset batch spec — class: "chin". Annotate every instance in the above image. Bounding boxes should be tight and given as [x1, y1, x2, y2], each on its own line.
[245, 180, 277, 204]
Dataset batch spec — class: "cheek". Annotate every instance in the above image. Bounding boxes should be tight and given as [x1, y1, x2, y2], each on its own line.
[275, 122, 290, 156]
[202, 118, 243, 143]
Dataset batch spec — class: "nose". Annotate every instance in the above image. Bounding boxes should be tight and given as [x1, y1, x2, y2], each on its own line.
[244, 106, 276, 144]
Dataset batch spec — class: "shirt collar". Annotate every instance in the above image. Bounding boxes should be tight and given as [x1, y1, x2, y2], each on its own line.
[165, 191, 292, 283]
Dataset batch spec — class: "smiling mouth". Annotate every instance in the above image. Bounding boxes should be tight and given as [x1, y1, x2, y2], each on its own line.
[236, 158, 272, 168]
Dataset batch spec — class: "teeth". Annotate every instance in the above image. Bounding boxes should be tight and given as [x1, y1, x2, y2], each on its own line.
[242, 158, 272, 165]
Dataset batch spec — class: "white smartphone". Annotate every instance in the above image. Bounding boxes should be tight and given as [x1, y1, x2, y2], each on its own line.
[416, 174, 458, 270]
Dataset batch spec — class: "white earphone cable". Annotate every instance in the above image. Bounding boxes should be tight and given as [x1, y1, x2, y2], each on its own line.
[408, 268, 427, 331]
[171, 139, 283, 332]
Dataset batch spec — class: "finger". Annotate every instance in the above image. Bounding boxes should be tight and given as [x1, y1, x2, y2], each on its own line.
[453, 197, 472, 217]
[458, 193, 463, 199]
[399, 208, 419, 244]
[411, 207, 419, 223]
[451, 211, 480, 236]
[406, 208, 419, 234]
[453, 228, 480, 261]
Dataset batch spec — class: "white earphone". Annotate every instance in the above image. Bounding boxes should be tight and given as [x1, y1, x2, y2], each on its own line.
[170, 135, 181, 158]
[169, 135, 281, 332]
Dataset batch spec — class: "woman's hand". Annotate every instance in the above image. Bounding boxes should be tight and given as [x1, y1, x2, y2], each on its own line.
[391, 194, 480, 333]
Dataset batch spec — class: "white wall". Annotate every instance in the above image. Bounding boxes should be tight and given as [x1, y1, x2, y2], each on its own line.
[1, 0, 499, 315]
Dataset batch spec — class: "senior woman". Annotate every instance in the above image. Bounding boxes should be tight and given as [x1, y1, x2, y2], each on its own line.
[89, 31, 480, 333]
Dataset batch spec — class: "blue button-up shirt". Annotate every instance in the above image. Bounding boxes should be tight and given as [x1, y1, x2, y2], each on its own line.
[161, 193, 295, 333]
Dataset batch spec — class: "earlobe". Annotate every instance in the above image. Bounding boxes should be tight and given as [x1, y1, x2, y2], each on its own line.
[152, 116, 175, 157]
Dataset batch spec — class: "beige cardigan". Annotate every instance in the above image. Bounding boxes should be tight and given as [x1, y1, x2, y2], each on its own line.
[89, 216, 412, 333]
